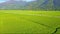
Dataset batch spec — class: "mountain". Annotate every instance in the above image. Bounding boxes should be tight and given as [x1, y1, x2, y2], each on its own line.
[39, 0, 54, 10]
[26, 0, 53, 10]
[0, 0, 28, 9]
[0, 0, 60, 10]
[27, 0, 60, 10]
[53, 0, 60, 10]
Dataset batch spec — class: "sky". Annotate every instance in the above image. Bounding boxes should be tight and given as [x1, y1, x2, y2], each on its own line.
[0, 0, 36, 3]
[0, 0, 7, 3]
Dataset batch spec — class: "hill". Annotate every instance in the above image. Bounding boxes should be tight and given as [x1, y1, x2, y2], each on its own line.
[0, 0, 28, 9]
[0, 0, 60, 10]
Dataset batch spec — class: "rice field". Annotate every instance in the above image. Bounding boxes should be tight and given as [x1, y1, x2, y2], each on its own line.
[0, 10, 60, 34]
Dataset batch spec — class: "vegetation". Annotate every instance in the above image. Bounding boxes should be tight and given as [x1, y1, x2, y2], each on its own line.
[0, 0, 60, 34]
[0, 10, 60, 34]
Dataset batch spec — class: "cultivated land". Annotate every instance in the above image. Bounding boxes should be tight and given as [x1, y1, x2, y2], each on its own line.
[0, 10, 60, 34]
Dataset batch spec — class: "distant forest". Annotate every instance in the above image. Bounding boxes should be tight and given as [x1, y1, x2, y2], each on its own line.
[0, 0, 60, 10]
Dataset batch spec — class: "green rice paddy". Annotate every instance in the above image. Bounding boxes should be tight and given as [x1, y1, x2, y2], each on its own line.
[0, 10, 60, 34]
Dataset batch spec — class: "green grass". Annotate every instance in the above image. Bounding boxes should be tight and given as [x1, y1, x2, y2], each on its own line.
[0, 10, 60, 34]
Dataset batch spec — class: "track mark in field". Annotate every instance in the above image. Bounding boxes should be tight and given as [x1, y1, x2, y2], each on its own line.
[29, 20, 52, 28]
[26, 19, 60, 34]
[31, 21, 48, 27]
[52, 27, 60, 34]
[24, 18, 52, 28]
